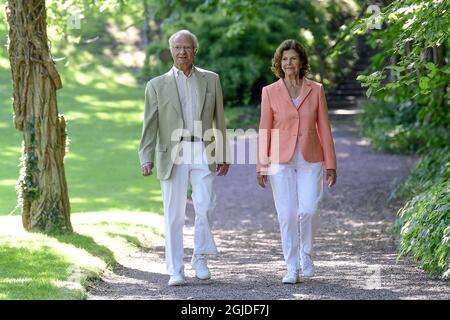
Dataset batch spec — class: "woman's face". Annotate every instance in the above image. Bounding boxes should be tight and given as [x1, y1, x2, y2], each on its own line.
[281, 49, 302, 78]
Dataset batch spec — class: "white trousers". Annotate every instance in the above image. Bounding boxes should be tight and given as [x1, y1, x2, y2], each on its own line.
[160, 141, 218, 276]
[269, 145, 324, 272]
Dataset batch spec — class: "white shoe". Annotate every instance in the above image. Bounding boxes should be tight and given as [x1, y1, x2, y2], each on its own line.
[282, 270, 299, 284]
[301, 254, 315, 278]
[168, 273, 186, 286]
[191, 255, 211, 280]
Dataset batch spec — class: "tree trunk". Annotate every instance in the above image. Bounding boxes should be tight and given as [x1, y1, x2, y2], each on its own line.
[6, 0, 72, 233]
[142, 0, 150, 48]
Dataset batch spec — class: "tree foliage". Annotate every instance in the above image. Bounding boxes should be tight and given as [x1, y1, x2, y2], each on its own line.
[339, 0, 450, 278]
[343, 0, 449, 149]
[142, 0, 361, 106]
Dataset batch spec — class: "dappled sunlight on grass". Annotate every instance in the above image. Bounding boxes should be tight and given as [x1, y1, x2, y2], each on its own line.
[0, 212, 164, 299]
[0, 245, 85, 300]
[92, 110, 142, 123]
[0, 26, 162, 215]
[63, 111, 91, 121]
[0, 56, 10, 69]
[0, 146, 21, 157]
[0, 229, 105, 300]
[0, 179, 15, 187]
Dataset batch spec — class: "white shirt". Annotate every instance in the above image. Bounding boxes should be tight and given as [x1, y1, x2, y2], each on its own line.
[292, 96, 301, 108]
[172, 65, 199, 135]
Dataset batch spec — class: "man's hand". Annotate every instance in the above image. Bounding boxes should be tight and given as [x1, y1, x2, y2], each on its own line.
[326, 169, 337, 188]
[141, 162, 153, 176]
[216, 163, 230, 176]
[257, 172, 268, 188]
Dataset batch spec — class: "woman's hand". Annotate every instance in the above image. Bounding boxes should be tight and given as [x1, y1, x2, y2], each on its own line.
[326, 169, 337, 188]
[257, 172, 268, 188]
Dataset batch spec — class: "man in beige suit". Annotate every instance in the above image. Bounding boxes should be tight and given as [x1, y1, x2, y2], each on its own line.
[138, 30, 230, 286]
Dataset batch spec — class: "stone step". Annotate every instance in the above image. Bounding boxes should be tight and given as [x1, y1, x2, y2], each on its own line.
[335, 83, 365, 90]
[328, 98, 359, 104]
[331, 88, 366, 94]
[328, 94, 365, 100]
[328, 101, 359, 109]
[328, 108, 363, 116]
[328, 97, 363, 103]
[326, 39, 373, 110]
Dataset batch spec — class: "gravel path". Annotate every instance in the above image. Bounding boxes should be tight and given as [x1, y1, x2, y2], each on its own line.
[88, 116, 450, 300]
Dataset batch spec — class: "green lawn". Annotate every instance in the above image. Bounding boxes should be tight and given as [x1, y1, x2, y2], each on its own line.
[0, 44, 163, 216]
[224, 106, 261, 130]
[0, 8, 171, 299]
[0, 212, 164, 299]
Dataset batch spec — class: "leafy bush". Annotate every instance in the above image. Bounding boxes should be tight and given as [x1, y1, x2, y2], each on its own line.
[398, 181, 450, 279]
[225, 106, 261, 130]
[141, 1, 361, 107]
[398, 146, 450, 199]
[357, 98, 420, 154]
[358, 97, 450, 154]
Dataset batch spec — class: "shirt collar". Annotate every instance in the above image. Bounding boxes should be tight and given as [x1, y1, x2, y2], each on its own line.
[172, 65, 196, 78]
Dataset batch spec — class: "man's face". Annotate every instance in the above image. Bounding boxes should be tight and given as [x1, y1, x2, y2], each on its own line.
[171, 34, 196, 70]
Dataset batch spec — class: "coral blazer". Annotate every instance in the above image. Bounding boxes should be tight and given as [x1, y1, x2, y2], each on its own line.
[257, 77, 336, 173]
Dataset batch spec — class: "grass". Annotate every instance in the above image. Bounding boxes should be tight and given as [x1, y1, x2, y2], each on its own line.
[0, 212, 164, 300]
[0, 12, 166, 300]
[224, 105, 261, 130]
[0, 25, 162, 215]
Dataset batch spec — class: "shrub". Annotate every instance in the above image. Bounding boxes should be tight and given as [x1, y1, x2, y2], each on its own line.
[398, 146, 450, 199]
[398, 181, 450, 279]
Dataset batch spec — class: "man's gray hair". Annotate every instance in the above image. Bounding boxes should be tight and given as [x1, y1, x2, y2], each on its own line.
[168, 29, 199, 52]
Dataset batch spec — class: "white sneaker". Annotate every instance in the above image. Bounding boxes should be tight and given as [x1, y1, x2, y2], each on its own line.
[168, 273, 186, 286]
[282, 270, 299, 284]
[301, 254, 315, 278]
[191, 255, 211, 280]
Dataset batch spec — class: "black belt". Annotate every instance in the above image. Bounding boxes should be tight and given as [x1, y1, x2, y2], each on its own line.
[180, 136, 204, 142]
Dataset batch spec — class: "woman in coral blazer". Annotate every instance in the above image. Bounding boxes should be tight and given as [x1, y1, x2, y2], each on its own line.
[257, 39, 337, 284]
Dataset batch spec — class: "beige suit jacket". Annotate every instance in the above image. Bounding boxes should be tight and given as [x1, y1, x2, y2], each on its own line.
[138, 67, 229, 180]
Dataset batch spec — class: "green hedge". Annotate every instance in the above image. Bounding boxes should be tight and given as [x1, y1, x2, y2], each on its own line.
[398, 181, 450, 279]
[398, 146, 450, 198]
[359, 98, 449, 279]
[357, 98, 450, 154]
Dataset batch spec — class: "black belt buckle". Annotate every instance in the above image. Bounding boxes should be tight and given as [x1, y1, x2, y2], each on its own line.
[181, 136, 203, 142]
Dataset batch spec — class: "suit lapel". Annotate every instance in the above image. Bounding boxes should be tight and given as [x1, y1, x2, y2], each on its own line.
[164, 70, 183, 119]
[195, 68, 207, 118]
[276, 77, 312, 110]
[297, 77, 312, 109]
[276, 79, 297, 111]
